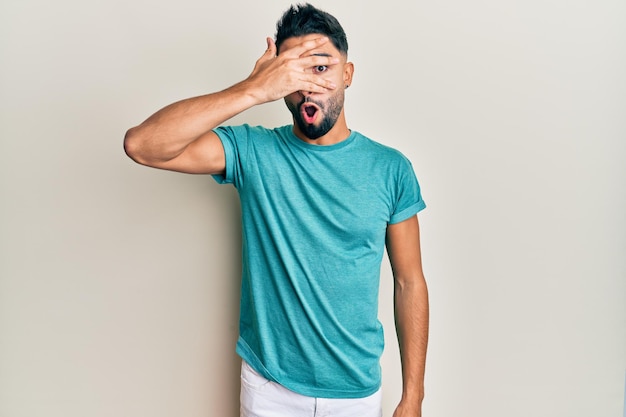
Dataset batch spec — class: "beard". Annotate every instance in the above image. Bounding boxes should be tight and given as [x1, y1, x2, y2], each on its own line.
[285, 90, 344, 140]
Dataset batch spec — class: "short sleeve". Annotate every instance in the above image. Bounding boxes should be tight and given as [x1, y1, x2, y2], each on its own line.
[211, 125, 250, 188]
[388, 158, 426, 224]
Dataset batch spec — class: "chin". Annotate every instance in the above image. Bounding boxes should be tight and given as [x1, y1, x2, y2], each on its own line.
[296, 115, 338, 140]
[300, 124, 332, 140]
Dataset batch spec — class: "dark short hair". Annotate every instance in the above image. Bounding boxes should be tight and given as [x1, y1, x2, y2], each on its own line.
[275, 3, 348, 55]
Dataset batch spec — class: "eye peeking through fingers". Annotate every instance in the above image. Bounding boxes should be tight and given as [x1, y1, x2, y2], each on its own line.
[313, 65, 328, 74]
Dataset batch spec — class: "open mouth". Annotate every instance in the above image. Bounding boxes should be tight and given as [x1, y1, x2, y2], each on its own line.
[301, 103, 320, 124]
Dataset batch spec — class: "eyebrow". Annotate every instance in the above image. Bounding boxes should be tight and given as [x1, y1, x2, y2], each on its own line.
[312, 53, 333, 57]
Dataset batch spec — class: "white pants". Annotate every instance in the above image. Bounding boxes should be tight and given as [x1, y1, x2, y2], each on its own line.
[240, 361, 382, 417]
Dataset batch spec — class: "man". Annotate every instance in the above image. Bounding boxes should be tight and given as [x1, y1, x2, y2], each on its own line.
[124, 4, 428, 417]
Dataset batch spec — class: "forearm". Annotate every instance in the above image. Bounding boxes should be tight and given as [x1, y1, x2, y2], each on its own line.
[124, 80, 259, 164]
[124, 36, 338, 168]
[394, 275, 429, 408]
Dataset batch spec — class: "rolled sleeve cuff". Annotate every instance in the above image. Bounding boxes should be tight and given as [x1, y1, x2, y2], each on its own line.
[389, 200, 426, 224]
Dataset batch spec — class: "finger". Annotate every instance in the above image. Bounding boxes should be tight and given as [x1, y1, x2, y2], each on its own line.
[297, 55, 340, 69]
[280, 36, 330, 57]
[297, 77, 337, 93]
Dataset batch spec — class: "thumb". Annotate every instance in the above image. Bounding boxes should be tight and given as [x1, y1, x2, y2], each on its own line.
[252, 37, 276, 73]
[265, 37, 277, 57]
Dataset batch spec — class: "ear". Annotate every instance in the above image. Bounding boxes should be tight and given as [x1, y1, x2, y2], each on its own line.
[343, 61, 354, 89]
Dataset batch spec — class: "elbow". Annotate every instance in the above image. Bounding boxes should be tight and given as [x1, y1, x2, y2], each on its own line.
[123, 126, 147, 165]
[394, 272, 429, 296]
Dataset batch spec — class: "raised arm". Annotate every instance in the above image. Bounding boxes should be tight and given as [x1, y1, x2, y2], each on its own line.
[123, 36, 339, 174]
[386, 215, 429, 417]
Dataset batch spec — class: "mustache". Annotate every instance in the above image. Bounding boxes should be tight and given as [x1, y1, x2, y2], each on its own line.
[301, 96, 324, 109]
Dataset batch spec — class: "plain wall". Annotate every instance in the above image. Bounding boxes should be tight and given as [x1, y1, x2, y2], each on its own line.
[1, 0, 624, 416]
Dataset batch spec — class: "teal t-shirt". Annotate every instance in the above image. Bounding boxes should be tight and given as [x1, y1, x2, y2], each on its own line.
[213, 124, 425, 398]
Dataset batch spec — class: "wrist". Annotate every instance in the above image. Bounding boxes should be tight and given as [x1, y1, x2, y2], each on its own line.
[395, 398, 423, 417]
[236, 77, 270, 106]
[400, 386, 424, 408]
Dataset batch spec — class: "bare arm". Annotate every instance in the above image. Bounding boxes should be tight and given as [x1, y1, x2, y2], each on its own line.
[123, 36, 339, 174]
[386, 215, 429, 417]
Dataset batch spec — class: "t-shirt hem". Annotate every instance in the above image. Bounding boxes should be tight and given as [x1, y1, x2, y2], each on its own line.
[236, 337, 381, 399]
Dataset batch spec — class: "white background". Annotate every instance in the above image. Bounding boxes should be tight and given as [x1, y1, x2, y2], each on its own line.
[1, 0, 624, 416]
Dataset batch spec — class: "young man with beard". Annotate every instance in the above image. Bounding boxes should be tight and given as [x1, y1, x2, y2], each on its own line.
[124, 4, 428, 417]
